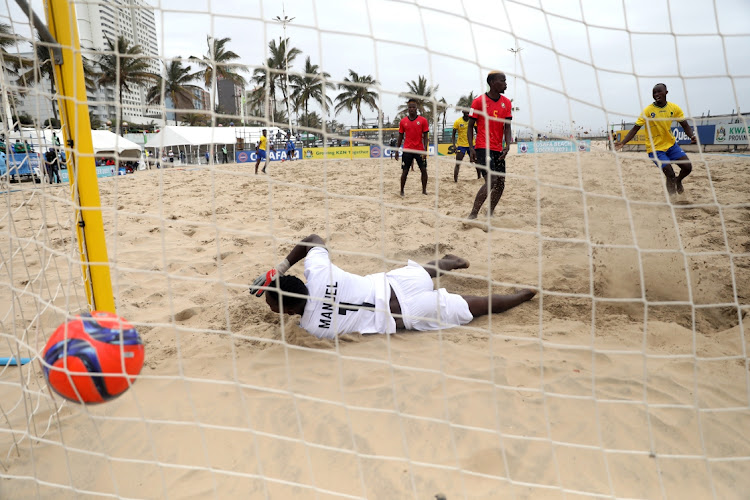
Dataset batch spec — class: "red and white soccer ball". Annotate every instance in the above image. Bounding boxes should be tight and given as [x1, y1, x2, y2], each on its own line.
[42, 311, 145, 404]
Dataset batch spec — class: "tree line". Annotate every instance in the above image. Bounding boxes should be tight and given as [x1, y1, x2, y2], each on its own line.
[2, 23, 475, 134]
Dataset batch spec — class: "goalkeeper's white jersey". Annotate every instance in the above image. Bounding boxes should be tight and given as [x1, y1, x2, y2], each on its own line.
[299, 248, 396, 338]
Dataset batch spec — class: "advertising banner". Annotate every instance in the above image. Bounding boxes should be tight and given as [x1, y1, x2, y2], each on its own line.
[614, 125, 717, 146]
[518, 140, 591, 153]
[713, 122, 749, 145]
[59, 165, 117, 183]
[235, 148, 302, 163]
[1, 152, 42, 177]
[302, 146, 370, 159]
[614, 130, 646, 144]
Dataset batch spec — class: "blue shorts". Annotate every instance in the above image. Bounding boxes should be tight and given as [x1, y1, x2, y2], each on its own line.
[257, 149, 266, 160]
[648, 143, 686, 168]
[455, 146, 470, 155]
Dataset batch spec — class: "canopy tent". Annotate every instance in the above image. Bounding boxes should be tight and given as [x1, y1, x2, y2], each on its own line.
[146, 126, 285, 149]
[7, 128, 142, 158]
[90, 130, 142, 158]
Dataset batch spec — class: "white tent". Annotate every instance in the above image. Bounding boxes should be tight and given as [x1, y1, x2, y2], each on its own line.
[8, 128, 141, 157]
[147, 126, 284, 149]
[90, 130, 142, 158]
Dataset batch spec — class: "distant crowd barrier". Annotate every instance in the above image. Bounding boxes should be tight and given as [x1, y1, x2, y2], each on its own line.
[231, 126, 747, 164]
[0, 152, 42, 180]
[614, 124, 748, 146]
[517, 140, 591, 154]
[235, 148, 303, 163]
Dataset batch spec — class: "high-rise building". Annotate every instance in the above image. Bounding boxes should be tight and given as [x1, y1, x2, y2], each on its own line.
[217, 76, 242, 117]
[75, 0, 160, 126]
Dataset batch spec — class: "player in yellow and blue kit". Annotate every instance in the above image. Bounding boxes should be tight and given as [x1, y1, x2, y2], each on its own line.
[451, 110, 480, 181]
[616, 83, 697, 195]
[255, 129, 268, 174]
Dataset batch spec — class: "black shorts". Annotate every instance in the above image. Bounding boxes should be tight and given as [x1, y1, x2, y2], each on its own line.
[401, 152, 427, 170]
[475, 149, 505, 177]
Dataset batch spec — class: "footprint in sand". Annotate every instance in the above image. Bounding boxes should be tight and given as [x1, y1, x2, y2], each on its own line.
[461, 220, 489, 232]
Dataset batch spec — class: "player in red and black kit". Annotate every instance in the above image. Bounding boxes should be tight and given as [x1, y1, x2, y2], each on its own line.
[467, 71, 513, 220]
[395, 99, 430, 196]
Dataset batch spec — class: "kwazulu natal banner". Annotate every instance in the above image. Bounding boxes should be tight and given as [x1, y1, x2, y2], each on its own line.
[714, 122, 749, 145]
[302, 146, 370, 159]
[369, 144, 450, 158]
[518, 140, 591, 153]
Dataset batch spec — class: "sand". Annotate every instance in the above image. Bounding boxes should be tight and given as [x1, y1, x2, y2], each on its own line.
[1, 143, 749, 499]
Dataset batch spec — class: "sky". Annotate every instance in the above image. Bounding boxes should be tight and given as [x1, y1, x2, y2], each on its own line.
[3, 0, 750, 135]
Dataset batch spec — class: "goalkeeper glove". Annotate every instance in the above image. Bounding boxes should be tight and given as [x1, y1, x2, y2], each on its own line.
[249, 259, 291, 297]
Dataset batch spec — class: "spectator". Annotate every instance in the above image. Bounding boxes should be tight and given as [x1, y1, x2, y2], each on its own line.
[44, 148, 61, 183]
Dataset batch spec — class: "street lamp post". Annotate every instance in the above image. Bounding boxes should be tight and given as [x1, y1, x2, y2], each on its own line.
[274, 4, 296, 133]
[508, 45, 523, 112]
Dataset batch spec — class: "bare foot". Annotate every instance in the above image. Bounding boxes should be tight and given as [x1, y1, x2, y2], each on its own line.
[422, 190, 428, 195]
[666, 177, 676, 195]
[515, 288, 537, 301]
[400, 191, 405, 197]
[467, 213, 478, 220]
[442, 254, 469, 269]
[675, 179, 684, 194]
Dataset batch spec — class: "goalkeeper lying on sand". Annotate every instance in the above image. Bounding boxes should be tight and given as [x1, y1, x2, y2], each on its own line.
[249, 234, 536, 338]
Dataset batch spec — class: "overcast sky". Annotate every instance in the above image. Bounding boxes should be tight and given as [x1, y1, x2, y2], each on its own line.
[4, 0, 750, 134]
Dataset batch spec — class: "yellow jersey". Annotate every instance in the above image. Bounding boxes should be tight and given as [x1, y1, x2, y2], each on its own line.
[453, 117, 470, 147]
[258, 135, 267, 151]
[635, 102, 684, 153]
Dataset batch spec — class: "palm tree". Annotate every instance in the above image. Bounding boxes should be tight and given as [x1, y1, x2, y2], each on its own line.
[190, 36, 247, 113]
[438, 96, 449, 130]
[245, 86, 267, 117]
[290, 56, 333, 119]
[456, 91, 475, 111]
[14, 36, 97, 126]
[397, 75, 439, 122]
[0, 22, 28, 71]
[147, 59, 201, 125]
[298, 111, 322, 130]
[180, 112, 207, 126]
[252, 37, 301, 124]
[0, 22, 13, 50]
[96, 36, 158, 132]
[334, 70, 379, 129]
[269, 107, 288, 126]
[325, 119, 345, 134]
[14, 38, 65, 123]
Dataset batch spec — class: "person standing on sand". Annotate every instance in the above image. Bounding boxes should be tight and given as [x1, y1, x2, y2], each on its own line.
[284, 132, 296, 162]
[615, 83, 696, 196]
[466, 71, 513, 220]
[255, 129, 268, 174]
[395, 99, 430, 197]
[452, 109, 480, 182]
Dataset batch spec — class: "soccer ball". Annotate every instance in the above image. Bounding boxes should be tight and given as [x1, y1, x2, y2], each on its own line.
[42, 311, 145, 403]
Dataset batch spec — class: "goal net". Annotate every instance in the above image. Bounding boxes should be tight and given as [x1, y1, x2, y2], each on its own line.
[1, 0, 749, 498]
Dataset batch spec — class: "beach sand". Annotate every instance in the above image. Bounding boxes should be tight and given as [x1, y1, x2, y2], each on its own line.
[1, 144, 749, 499]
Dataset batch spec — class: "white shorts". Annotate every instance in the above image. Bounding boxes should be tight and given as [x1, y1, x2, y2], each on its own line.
[386, 261, 473, 331]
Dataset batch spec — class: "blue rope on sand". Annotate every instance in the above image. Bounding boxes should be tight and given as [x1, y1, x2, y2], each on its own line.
[0, 357, 32, 366]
